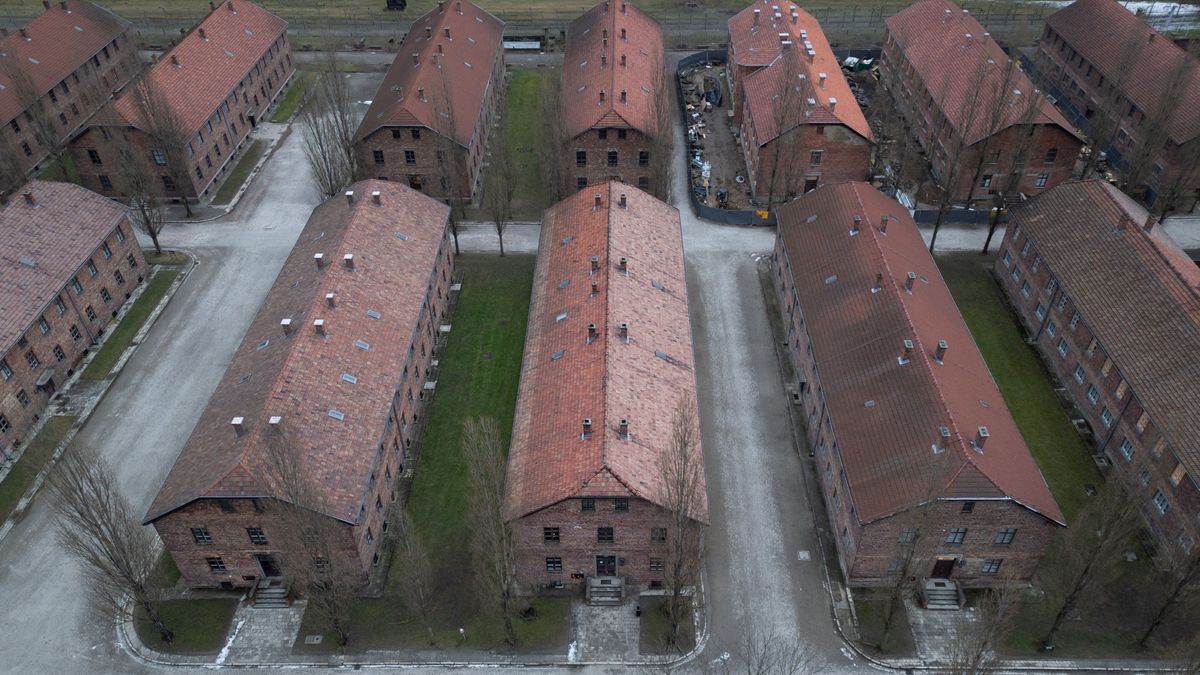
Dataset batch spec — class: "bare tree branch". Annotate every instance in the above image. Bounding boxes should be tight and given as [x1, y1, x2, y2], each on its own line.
[647, 62, 675, 202]
[301, 53, 359, 199]
[392, 510, 438, 645]
[659, 392, 704, 650]
[718, 623, 822, 675]
[464, 416, 519, 645]
[483, 114, 514, 256]
[126, 67, 195, 217]
[537, 71, 570, 203]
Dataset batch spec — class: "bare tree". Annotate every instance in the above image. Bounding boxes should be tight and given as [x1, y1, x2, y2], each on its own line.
[1078, 33, 1144, 181]
[659, 393, 705, 650]
[537, 71, 570, 203]
[876, 515, 926, 651]
[48, 446, 174, 644]
[126, 68, 195, 217]
[101, 128, 167, 253]
[2, 59, 68, 178]
[717, 623, 821, 674]
[647, 62, 675, 202]
[0, 132, 25, 194]
[1137, 543, 1200, 648]
[961, 58, 1028, 208]
[926, 59, 990, 254]
[483, 114, 514, 256]
[760, 52, 811, 209]
[391, 510, 438, 645]
[464, 416, 519, 645]
[945, 576, 1021, 674]
[981, 61, 1049, 254]
[262, 426, 362, 647]
[1038, 482, 1142, 651]
[301, 53, 359, 199]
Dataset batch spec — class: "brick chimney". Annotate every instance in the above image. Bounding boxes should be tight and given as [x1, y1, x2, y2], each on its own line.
[618, 322, 629, 340]
[587, 323, 598, 342]
[935, 340, 948, 363]
[618, 192, 627, 208]
[170, 54, 180, 67]
[412, 52, 420, 66]
[314, 253, 325, 268]
[621, 27, 627, 40]
[879, 214, 889, 233]
[975, 426, 989, 449]
[313, 319, 326, 336]
[590, 280, 599, 295]
[602, 54, 608, 68]
[872, 272, 883, 293]
[620, 89, 627, 103]
[425, 25, 432, 38]
[22, 191, 35, 206]
[619, 418, 629, 438]
[904, 271, 916, 292]
[444, 26, 451, 38]
[231, 416, 245, 437]
[753, 8, 761, 25]
[199, 27, 207, 40]
[594, 192, 602, 209]
[590, 255, 600, 272]
[599, 89, 606, 103]
[325, 292, 336, 308]
[818, 72, 826, 88]
[372, 190, 382, 205]
[343, 253, 355, 269]
[618, 256, 628, 273]
[280, 318, 293, 334]
[620, 53, 627, 67]
[345, 190, 355, 205]
[902, 339, 914, 362]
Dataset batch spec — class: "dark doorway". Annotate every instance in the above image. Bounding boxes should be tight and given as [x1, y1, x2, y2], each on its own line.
[804, 177, 819, 193]
[248, 115, 257, 128]
[596, 555, 617, 577]
[931, 558, 955, 578]
[255, 554, 282, 578]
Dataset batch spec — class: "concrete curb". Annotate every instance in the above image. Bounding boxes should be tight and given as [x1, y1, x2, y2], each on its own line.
[0, 253, 197, 548]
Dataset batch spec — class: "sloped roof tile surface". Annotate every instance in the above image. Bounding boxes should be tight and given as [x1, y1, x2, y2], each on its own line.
[145, 180, 449, 524]
[0, 180, 127, 353]
[0, 0, 130, 124]
[885, 0, 1078, 145]
[1011, 180, 1200, 478]
[109, 0, 286, 135]
[730, 1, 872, 142]
[503, 182, 707, 522]
[776, 182, 1064, 525]
[1046, 0, 1200, 145]
[562, 1, 664, 139]
[356, 0, 504, 145]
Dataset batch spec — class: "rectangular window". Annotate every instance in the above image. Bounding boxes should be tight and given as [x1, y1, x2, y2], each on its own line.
[1057, 338, 1068, 357]
[162, 175, 176, 191]
[38, 317, 50, 334]
[581, 498, 595, 511]
[946, 528, 967, 544]
[127, 254, 139, 269]
[577, 176, 588, 189]
[1021, 281, 1031, 298]
[1115, 380, 1128, 400]
[981, 559, 1003, 575]
[1135, 411, 1149, 433]
[597, 527, 614, 544]
[87, 260, 97, 277]
[1171, 463, 1187, 487]
[638, 150, 649, 166]
[404, 150, 416, 164]
[598, 128, 608, 140]
[1035, 173, 1049, 188]
[651, 527, 667, 543]
[114, 271, 125, 286]
[217, 499, 235, 513]
[191, 527, 212, 544]
[1058, 294, 1070, 312]
[1012, 266, 1021, 282]
[102, 243, 112, 259]
[1021, 240, 1032, 257]
[53, 345, 65, 362]
[1035, 303, 1046, 320]
[206, 557, 226, 572]
[1046, 321, 1057, 337]
[1087, 385, 1099, 405]
[0, 359, 11, 381]
[1044, 148, 1058, 163]
[614, 498, 629, 512]
[1153, 489, 1169, 515]
[649, 558, 664, 572]
[607, 150, 618, 166]
[1120, 438, 1134, 461]
[617, 129, 627, 140]
[1141, 468, 1153, 486]
[545, 557, 563, 572]
[961, 501, 975, 513]
[373, 150, 385, 165]
[85, 306, 97, 321]
[1045, 277, 1057, 294]
[88, 149, 102, 165]
[543, 527, 560, 544]
[411, 128, 421, 139]
[1101, 358, 1113, 376]
[1100, 407, 1114, 428]
[994, 528, 1016, 545]
[1074, 365, 1086, 384]
[247, 527, 268, 545]
[0, 415, 8, 434]
[1002, 251, 1012, 267]
[16, 389, 30, 407]
[810, 150, 824, 166]
[25, 350, 39, 369]
[100, 288, 111, 304]
[1069, 312, 1080, 329]
[981, 173, 993, 188]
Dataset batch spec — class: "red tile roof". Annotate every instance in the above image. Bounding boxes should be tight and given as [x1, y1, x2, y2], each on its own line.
[108, 0, 286, 135]
[356, 0, 504, 145]
[730, 1, 872, 142]
[0, 180, 128, 354]
[562, 1, 664, 139]
[1046, 0, 1200, 145]
[776, 182, 1064, 525]
[0, 0, 131, 125]
[1010, 180, 1200, 480]
[145, 180, 450, 524]
[503, 182, 707, 522]
[885, 0, 1079, 145]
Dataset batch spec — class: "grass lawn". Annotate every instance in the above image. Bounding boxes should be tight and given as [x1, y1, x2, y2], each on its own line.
[506, 67, 557, 221]
[296, 254, 569, 653]
[854, 589, 916, 656]
[0, 416, 77, 523]
[135, 598, 238, 654]
[81, 270, 180, 381]
[269, 73, 312, 123]
[936, 253, 1100, 521]
[143, 250, 191, 267]
[212, 141, 266, 205]
[638, 596, 695, 656]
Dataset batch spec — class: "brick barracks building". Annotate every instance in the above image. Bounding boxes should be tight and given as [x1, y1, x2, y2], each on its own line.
[881, 0, 1083, 205]
[144, 180, 453, 588]
[774, 182, 1063, 589]
[356, 0, 504, 201]
[995, 180, 1200, 558]
[504, 182, 707, 599]
[71, 0, 293, 203]
[561, 1, 664, 195]
[1, 181, 144, 451]
[1037, 0, 1200, 207]
[728, 1, 873, 201]
[0, 0, 138, 179]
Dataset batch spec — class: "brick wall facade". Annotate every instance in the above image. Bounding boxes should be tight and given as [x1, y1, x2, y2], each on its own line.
[880, 32, 1081, 205]
[155, 229, 455, 589]
[71, 35, 294, 202]
[995, 223, 1200, 557]
[740, 116, 871, 200]
[567, 127, 654, 195]
[0, 217, 144, 448]
[4, 29, 139, 177]
[772, 239, 1057, 586]
[512, 496, 673, 590]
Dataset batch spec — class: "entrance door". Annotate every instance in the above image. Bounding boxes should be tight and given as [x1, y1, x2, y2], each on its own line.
[803, 177, 819, 193]
[931, 558, 956, 578]
[595, 555, 617, 577]
[39, 378, 56, 396]
[255, 554, 282, 578]
[248, 115, 257, 128]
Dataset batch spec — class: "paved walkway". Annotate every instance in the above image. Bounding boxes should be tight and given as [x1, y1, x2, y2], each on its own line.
[568, 600, 640, 663]
[215, 601, 307, 665]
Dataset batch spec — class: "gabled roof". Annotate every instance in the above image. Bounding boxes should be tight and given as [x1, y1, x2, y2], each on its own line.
[1011, 180, 1200, 481]
[562, 1, 664, 139]
[503, 182, 707, 522]
[0, 0, 131, 125]
[730, 1, 872, 142]
[356, 0, 504, 145]
[145, 180, 450, 524]
[1046, 0, 1200, 145]
[776, 182, 1064, 525]
[885, 0, 1079, 146]
[0, 180, 127, 354]
[106, 0, 286, 135]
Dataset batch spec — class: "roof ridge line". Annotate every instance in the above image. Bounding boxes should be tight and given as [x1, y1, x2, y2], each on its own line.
[599, 182, 614, 470]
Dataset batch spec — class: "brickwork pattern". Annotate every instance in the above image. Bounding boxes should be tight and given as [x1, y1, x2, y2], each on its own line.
[741, 116, 870, 199]
[567, 128, 654, 194]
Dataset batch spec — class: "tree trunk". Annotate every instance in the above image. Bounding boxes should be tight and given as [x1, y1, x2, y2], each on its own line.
[928, 201, 947, 254]
[182, 197, 193, 218]
[500, 591, 516, 645]
[141, 597, 174, 644]
[981, 207, 1001, 255]
[498, 231, 505, 257]
[449, 217, 461, 256]
[148, 228, 163, 255]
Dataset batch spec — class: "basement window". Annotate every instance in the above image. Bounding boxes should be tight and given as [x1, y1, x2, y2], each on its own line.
[328, 409, 346, 421]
